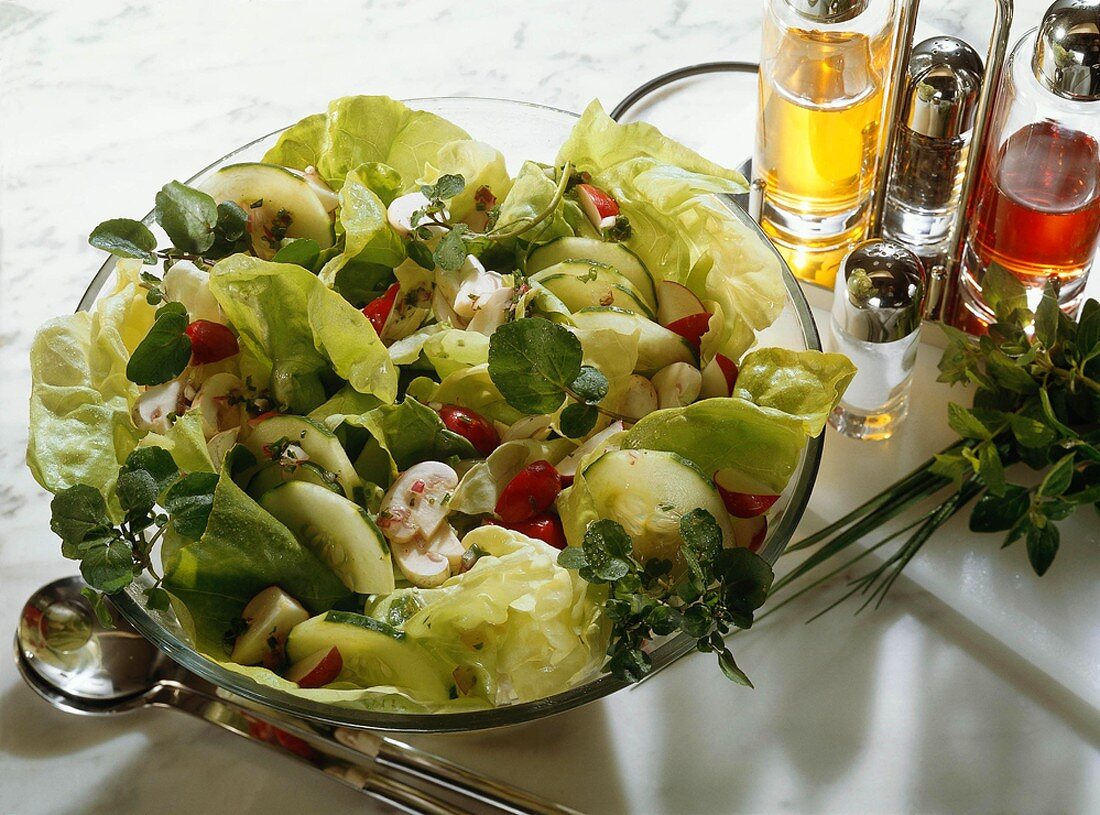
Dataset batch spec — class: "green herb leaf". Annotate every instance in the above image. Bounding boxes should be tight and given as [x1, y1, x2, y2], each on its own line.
[164, 471, 219, 539]
[969, 484, 1030, 533]
[272, 238, 321, 269]
[607, 645, 651, 683]
[716, 548, 773, 629]
[947, 402, 992, 440]
[1009, 413, 1057, 449]
[1033, 283, 1060, 348]
[570, 365, 610, 403]
[977, 443, 1006, 495]
[406, 239, 436, 270]
[154, 181, 218, 254]
[116, 447, 180, 513]
[433, 225, 470, 272]
[679, 509, 723, 566]
[488, 318, 582, 414]
[215, 201, 249, 242]
[556, 546, 588, 571]
[646, 604, 682, 636]
[986, 350, 1037, 394]
[125, 306, 192, 386]
[145, 586, 172, 612]
[559, 403, 599, 439]
[81, 587, 115, 628]
[422, 173, 465, 202]
[89, 218, 158, 264]
[1026, 521, 1059, 576]
[718, 648, 753, 687]
[79, 534, 135, 593]
[581, 519, 633, 582]
[50, 485, 112, 558]
[1039, 454, 1075, 497]
[983, 264, 1029, 324]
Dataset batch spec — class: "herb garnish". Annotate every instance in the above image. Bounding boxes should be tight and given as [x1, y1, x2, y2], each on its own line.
[558, 509, 774, 686]
[487, 317, 626, 437]
[49, 447, 217, 625]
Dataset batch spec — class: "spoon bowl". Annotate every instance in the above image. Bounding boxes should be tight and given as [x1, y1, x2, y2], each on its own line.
[15, 576, 180, 713]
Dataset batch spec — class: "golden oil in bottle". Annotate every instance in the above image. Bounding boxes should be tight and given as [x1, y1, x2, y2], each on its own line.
[755, 0, 898, 286]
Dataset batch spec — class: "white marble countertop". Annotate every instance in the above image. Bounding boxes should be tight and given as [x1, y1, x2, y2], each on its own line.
[3, 1, 1097, 814]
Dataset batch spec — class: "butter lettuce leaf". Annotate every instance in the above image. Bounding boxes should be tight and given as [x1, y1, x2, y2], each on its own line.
[27, 261, 153, 513]
[735, 348, 856, 436]
[398, 526, 609, 705]
[495, 161, 579, 246]
[163, 464, 351, 655]
[209, 256, 398, 411]
[264, 96, 469, 191]
[623, 399, 809, 493]
[138, 410, 216, 474]
[420, 140, 513, 223]
[319, 164, 407, 290]
[347, 397, 476, 473]
[557, 101, 783, 361]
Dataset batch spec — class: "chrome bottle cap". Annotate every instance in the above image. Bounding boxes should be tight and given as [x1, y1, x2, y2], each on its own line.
[784, 0, 869, 24]
[903, 37, 984, 139]
[1032, 0, 1100, 101]
[833, 240, 927, 342]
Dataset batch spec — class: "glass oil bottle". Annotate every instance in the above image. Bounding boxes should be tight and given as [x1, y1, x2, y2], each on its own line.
[755, 0, 901, 287]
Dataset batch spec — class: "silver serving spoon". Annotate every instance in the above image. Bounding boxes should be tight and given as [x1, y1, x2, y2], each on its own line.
[15, 577, 578, 815]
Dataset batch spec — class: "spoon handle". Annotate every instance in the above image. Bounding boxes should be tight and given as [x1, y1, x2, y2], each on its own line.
[149, 680, 471, 815]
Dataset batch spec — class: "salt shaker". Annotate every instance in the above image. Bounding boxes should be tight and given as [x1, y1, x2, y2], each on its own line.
[828, 239, 926, 441]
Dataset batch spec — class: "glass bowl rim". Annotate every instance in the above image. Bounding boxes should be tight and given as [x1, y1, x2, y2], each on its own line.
[80, 96, 823, 733]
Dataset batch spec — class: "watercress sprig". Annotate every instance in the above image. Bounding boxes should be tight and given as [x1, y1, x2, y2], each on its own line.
[49, 447, 218, 625]
[558, 509, 774, 686]
[407, 164, 574, 273]
[89, 180, 250, 273]
[487, 317, 627, 437]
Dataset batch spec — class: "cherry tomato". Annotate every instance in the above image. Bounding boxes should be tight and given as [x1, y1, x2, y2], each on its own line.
[362, 282, 401, 335]
[499, 513, 567, 550]
[495, 460, 562, 523]
[185, 320, 239, 365]
[439, 404, 500, 457]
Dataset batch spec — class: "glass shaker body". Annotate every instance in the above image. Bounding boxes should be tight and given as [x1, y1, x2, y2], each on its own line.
[958, 29, 1100, 324]
[755, 0, 899, 287]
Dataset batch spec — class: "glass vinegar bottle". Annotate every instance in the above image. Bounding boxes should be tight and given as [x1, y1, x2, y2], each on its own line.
[755, 0, 900, 287]
[957, 0, 1100, 327]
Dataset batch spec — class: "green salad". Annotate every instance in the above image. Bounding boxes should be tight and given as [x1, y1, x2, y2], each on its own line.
[28, 96, 854, 710]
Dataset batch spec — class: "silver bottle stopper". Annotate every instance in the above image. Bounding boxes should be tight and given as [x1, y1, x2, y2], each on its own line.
[903, 37, 984, 139]
[832, 240, 926, 344]
[784, 0, 869, 24]
[1033, 0, 1100, 101]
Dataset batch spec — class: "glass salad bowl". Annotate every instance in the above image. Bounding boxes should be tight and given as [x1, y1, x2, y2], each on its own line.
[78, 98, 824, 733]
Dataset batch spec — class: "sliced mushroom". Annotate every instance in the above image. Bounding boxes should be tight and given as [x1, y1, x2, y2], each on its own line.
[387, 192, 449, 238]
[301, 165, 339, 213]
[376, 462, 459, 545]
[466, 286, 514, 336]
[206, 427, 240, 468]
[615, 375, 659, 421]
[163, 260, 224, 323]
[453, 267, 505, 322]
[132, 380, 188, 435]
[652, 363, 702, 409]
[391, 538, 451, 588]
[193, 372, 244, 439]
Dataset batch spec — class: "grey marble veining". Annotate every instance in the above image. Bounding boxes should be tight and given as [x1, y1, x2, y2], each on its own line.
[4, 2, 1093, 815]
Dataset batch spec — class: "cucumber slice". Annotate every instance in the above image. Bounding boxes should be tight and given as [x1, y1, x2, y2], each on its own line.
[531, 261, 655, 320]
[200, 162, 334, 260]
[245, 415, 361, 498]
[570, 307, 696, 375]
[247, 461, 345, 499]
[583, 449, 733, 564]
[260, 481, 395, 595]
[288, 612, 450, 701]
[527, 237, 656, 307]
